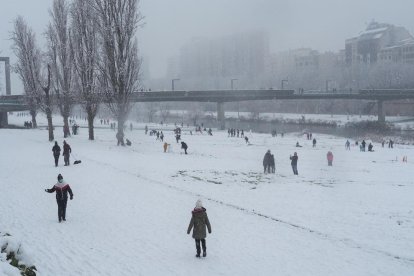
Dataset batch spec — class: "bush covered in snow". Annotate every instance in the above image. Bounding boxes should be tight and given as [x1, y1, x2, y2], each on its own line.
[0, 232, 37, 276]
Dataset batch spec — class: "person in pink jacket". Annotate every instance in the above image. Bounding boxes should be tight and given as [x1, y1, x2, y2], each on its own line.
[327, 151, 334, 166]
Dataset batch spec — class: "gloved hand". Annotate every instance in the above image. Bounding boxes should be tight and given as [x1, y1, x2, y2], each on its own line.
[70, 195, 73, 200]
[208, 230, 211, 234]
[45, 189, 48, 192]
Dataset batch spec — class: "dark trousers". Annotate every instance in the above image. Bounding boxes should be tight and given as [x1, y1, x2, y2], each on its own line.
[195, 239, 206, 255]
[64, 154, 70, 166]
[292, 164, 298, 175]
[184, 148, 187, 154]
[54, 154, 59, 167]
[328, 161, 333, 166]
[57, 199, 67, 221]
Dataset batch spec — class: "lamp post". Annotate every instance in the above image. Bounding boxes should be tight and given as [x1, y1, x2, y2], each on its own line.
[172, 78, 180, 91]
[281, 79, 288, 89]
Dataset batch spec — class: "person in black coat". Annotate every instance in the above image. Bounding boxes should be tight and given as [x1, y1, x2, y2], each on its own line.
[181, 141, 188, 154]
[45, 174, 74, 222]
[270, 154, 275, 173]
[263, 150, 272, 173]
[63, 140, 71, 166]
[290, 152, 299, 175]
[361, 140, 366, 152]
[52, 141, 61, 167]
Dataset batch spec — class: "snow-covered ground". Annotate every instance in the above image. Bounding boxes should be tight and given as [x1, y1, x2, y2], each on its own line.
[1, 114, 414, 275]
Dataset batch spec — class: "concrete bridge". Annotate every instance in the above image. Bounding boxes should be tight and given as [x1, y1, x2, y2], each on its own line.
[1, 89, 414, 128]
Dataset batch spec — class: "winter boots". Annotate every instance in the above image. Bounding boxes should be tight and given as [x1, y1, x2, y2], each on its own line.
[195, 239, 206, 258]
[195, 251, 206, 258]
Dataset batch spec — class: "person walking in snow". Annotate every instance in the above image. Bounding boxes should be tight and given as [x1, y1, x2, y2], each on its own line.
[181, 141, 188, 154]
[270, 154, 275, 173]
[290, 152, 299, 175]
[45, 174, 73, 223]
[263, 150, 272, 173]
[361, 140, 366, 152]
[116, 131, 125, 146]
[62, 140, 72, 166]
[327, 151, 333, 166]
[52, 141, 61, 167]
[345, 140, 351, 150]
[187, 199, 212, 258]
[312, 138, 317, 147]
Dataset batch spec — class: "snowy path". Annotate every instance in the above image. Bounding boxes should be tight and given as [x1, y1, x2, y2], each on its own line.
[1, 120, 414, 275]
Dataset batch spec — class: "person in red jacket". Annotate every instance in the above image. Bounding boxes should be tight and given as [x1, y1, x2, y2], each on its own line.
[45, 174, 73, 223]
[327, 151, 334, 166]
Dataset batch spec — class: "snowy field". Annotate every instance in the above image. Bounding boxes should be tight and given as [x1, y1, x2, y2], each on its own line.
[1, 114, 414, 275]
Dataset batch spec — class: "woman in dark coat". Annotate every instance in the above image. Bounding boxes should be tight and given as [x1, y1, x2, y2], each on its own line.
[52, 141, 61, 167]
[62, 140, 71, 166]
[187, 199, 212, 258]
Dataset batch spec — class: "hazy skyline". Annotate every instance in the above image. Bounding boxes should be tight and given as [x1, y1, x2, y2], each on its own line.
[1, 0, 414, 92]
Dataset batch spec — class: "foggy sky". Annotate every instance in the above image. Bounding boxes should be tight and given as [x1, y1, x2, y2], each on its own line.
[1, 0, 414, 92]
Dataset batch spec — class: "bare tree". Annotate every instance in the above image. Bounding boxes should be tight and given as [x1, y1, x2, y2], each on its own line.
[39, 64, 55, 141]
[47, 0, 75, 138]
[71, 0, 100, 140]
[93, 0, 143, 145]
[10, 16, 42, 128]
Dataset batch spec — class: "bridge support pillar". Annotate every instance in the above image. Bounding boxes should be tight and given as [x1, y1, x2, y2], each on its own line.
[377, 100, 385, 123]
[217, 102, 225, 130]
[0, 112, 8, 128]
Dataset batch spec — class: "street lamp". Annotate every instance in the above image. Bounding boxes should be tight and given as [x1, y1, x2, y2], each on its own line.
[172, 78, 180, 91]
[281, 79, 288, 89]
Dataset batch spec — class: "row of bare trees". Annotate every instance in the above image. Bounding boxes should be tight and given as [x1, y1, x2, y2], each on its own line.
[11, 0, 143, 143]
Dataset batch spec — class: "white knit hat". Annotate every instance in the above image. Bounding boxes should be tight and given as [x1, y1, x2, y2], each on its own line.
[195, 199, 203, 208]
